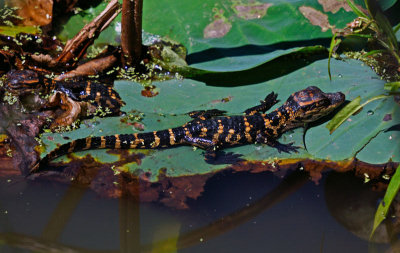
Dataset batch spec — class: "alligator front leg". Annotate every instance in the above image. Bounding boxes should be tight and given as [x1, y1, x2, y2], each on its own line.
[244, 92, 279, 115]
[256, 133, 299, 153]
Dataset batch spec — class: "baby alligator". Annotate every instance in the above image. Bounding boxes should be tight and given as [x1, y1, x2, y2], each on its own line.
[5, 69, 125, 114]
[30, 86, 345, 174]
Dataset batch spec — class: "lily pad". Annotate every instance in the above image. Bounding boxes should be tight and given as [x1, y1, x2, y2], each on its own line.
[58, 0, 364, 71]
[39, 57, 398, 182]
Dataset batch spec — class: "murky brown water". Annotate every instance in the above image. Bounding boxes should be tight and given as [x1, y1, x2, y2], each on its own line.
[0, 169, 393, 253]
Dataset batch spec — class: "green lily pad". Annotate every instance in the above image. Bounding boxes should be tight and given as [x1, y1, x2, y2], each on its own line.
[40, 57, 398, 181]
[58, 0, 363, 71]
[142, 0, 359, 53]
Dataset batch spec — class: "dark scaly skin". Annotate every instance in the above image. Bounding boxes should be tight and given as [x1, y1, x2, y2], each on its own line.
[5, 69, 125, 114]
[30, 86, 345, 174]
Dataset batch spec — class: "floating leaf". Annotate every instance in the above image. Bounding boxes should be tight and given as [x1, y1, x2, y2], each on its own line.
[40, 58, 398, 181]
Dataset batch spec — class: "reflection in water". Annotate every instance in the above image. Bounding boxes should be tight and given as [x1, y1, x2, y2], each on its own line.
[0, 169, 394, 252]
[325, 170, 400, 251]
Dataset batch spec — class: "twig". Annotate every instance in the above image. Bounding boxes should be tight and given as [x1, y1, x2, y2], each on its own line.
[55, 0, 121, 66]
[55, 54, 119, 80]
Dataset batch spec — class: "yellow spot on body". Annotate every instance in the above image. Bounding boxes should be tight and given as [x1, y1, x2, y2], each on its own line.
[201, 127, 207, 132]
[85, 82, 91, 94]
[153, 131, 160, 147]
[184, 127, 191, 136]
[100, 136, 106, 148]
[225, 134, 232, 143]
[245, 127, 251, 132]
[108, 87, 117, 99]
[228, 129, 235, 134]
[133, 133, 140, 145]
[68, 140, 76, 153]
[217, 123, 224, 134]
[212, 133, 220, 142]
[245, 132, 252, 142]
[264, 118, 271, 128]
[115, 135, 121, 149]
[84, 137, 91, 150]
[130, 141, 137, 148]
[95, 91, 101, 103]
[168, 129, 176, 145]
[235, 133, 242, 142]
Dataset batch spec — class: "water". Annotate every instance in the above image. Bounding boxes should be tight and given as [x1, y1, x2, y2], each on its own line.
[0, 169, 391, 253]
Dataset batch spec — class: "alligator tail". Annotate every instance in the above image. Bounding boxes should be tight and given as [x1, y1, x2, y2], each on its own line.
[29, 128, 186, 175]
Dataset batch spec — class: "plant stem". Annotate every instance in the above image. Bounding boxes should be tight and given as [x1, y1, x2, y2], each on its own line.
[121, 0, 143, 67]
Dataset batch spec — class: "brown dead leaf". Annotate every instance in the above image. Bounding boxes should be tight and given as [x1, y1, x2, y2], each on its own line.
[299, 6, 335, 33]
[318, 0, 352, 14]
[204, 18, 232, 39]
[318, 0, 368, 14]
[6, 0, 53, 26]
[0, 98, 53, 174]
[47, 91, 92, 130]
[234, 3, 273, 20]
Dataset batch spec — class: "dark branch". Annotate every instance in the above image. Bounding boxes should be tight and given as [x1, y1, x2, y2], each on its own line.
[55, 0, 121, 66]
[121, 0, 143, 66]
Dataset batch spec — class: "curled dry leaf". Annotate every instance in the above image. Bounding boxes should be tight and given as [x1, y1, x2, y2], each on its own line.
[47, 91, 93, 130]
[29, 53, 58, 68]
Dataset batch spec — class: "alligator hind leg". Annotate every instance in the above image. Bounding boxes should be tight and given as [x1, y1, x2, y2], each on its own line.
[182, 135, 217, 150]
[182, 135, 244, 164]
[188, 109, 227, 120]
[244, 92, 279, 115]
[256, 133, 299, 153]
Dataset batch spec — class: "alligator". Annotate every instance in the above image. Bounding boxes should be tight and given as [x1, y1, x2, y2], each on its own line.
[5, 69, 125, 115]
[29, 86, 345, 174]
